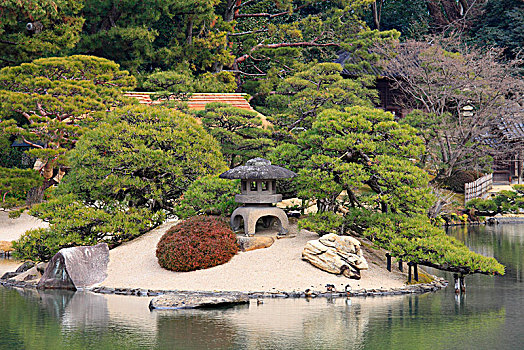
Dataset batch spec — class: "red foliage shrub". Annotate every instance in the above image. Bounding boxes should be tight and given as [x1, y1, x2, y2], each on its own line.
[156, 216, 238, 272]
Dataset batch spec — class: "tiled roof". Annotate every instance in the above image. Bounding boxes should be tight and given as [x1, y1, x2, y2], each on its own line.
[124, 92, 255, 111]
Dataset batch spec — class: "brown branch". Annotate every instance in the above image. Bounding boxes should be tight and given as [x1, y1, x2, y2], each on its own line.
[21, 136, 44, 149]
[222, 70, 267, 76]
[235, 10, 291, 19]
[0, 39, 17, 45]
[236, 41, 340, 64]
[228, 28, 268, 36]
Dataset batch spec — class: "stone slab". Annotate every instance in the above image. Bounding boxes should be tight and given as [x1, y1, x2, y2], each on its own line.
[149, 292, 249, 310]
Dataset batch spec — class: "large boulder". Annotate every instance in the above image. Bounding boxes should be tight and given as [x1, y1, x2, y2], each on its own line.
[302, 233, 368, 279]
[149, 292, 249, 310]
[37, 243, 109, 290]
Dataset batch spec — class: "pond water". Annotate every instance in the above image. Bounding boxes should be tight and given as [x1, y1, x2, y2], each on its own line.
[1, 224, 523, 350]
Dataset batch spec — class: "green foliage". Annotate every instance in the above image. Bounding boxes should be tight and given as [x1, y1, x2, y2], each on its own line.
[0, 167, 42, 209]
[12, 228, 62, 262]
[175, 176, 240, 219]
[466, 190, 524, 215]
[347, 211, 505, 275]
[465, 198, 497, 214]
[469, 0, 524, 60]
[0, 135, 33, 169]
[17, 105, 226, 261]
[198, 103, 274, 167]
[58, 105, 226, 213]
[0, 55, 136, 175]
[28, 192, 164, 248]
[0, 0, 84, 67]
[77, 0, 230, 72]
[298, 212, 344, 236]
[513, 185, 524, 195]
[276, 106, 432, 214]
[264, 62, 377, 131]
[143, 70, 237, 100]
[363, 0, 430, 38]
[156, 216, 238, 272]
[439, 170, 483, 194]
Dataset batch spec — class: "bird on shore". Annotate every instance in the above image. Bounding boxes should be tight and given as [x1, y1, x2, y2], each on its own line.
[325, 284, 335, 292]
[345, 284, 352, 296]
[256, 299, 264, 305]
[304, 288, 317, 298]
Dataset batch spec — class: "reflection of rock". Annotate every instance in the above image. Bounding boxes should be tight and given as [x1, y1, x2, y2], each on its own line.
[302, 233, 368, 279]
[61, 292, 109, 329]
[38, 243, 109, 290]
[237, 236, 275, 252]
[149, 293, 249, 310]
[37, 289, 76, 319]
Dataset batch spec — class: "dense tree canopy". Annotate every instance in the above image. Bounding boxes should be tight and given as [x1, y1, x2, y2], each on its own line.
[0, 0, 84, 67]
[0, 55, 136, 182]
[272, 106, 431, 214]
[1, 0, 510, 277]
[16, 105, 226, 260]
[198, 102, 273, 168]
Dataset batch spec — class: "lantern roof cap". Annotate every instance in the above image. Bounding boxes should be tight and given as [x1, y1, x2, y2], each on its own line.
[219, 157, 296, 180]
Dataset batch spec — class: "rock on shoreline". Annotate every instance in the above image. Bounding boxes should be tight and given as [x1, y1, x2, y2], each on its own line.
[149, 292, 249, 310]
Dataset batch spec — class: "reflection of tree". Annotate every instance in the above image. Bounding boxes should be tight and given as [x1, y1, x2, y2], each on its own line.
[362, 294, 505, 350]
[450, 225, 524, 282]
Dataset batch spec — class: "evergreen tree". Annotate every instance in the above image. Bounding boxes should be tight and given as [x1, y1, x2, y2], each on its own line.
[17, 105, 226, 260]
[198, 102, 274, 168]
[0, 55, 136, 184]
[0, 0, 84, 67]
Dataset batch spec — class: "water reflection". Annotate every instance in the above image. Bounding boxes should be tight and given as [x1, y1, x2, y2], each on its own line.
[0, 223, 523, 349]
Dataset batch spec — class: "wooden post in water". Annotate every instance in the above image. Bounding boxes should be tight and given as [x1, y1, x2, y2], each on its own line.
[398, 259, 403, 272]
[413, 263, 419, 282]
[386, 253, 391, 272]
[460, 274, 466, 293]
[408, 262, 412, 283]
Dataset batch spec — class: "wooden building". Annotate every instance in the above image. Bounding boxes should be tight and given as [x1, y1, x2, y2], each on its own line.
[335, 51, 408, 118]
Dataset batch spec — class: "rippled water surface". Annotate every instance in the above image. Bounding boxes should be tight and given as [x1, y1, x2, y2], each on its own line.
[1, 224, 523, 350]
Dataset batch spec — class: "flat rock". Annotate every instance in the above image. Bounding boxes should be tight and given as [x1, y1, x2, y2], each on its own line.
[37, 243, 109, 290]
[149, 293, 249, 310]
[237, 236, 275, 252]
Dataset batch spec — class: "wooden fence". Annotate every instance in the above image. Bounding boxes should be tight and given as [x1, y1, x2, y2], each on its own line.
[464, 173, 493, 204]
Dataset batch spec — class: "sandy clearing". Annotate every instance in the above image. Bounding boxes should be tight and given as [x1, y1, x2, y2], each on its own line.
[101, 222, 407, 293]
[0, 211, 48, 242]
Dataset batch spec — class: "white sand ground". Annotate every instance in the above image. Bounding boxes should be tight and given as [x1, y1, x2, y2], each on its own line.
[101, 222, 407, 293]
[0, 211, 48, 242]
[0, 211, 48, 276]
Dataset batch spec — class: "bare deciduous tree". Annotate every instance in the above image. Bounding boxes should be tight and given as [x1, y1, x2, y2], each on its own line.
[376, 36, 523, 178]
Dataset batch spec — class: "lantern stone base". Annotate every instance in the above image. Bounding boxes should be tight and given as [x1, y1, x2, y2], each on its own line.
[231, 206, 289, 236]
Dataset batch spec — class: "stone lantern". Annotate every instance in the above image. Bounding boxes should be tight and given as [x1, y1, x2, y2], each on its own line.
[219, 158, 296, 236]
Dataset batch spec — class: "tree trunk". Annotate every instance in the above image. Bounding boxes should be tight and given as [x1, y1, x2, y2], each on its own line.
[372, 1, 381, 30]
[186, 17, 194, 45]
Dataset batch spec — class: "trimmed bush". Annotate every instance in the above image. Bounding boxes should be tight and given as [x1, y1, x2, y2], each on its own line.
[156, 216, 238, 272]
